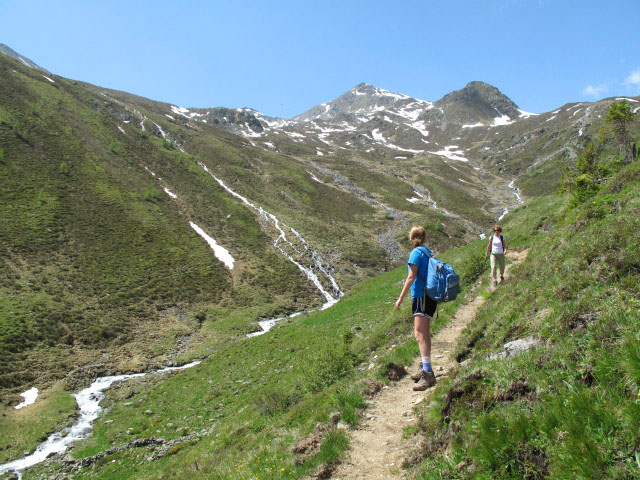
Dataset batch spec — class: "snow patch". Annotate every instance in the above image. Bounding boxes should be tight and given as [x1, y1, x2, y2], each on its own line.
[429, 145, 469, 162]
[163, 187, 177, 199]
[371, 129, 385, 143]
[171, 105, 190, 117]
[371, 129, 423, 153]
[117, 125, 125, 134]
[462, 122, 484, 128]
[15, 388, 39, 410]
[42, 75, 55, 83]
[409, 121, 429, 136]
[189, 222, 235, 269]
[517, 109, 539, 118]
[308, 172, 324, 183]
[153, 123, 166, 138]
[491, 110, 514, 127]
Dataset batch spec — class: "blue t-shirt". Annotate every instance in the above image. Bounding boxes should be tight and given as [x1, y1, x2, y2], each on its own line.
[408, 246, 430, 298]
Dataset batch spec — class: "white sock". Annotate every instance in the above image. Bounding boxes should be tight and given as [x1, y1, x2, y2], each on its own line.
[421, 356, 431, 364]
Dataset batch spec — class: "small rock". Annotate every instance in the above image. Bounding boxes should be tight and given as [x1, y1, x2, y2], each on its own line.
[336, 422, 349, 430]
[144, 410, 153, 415]
[329, 412, 341, 424]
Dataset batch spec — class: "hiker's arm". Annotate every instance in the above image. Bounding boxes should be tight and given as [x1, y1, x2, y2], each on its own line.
[395, 264, 418, 309]
[485, 240, 491, 259]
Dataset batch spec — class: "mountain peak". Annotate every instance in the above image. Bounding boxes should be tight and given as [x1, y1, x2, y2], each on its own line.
[435, 81, 520, 123]
[0, 43, 49, 72]
[293, 83, 422, 122]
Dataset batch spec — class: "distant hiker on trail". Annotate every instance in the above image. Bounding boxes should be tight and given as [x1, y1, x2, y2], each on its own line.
[395, 226, 437, 391]
[485, 224, 507, 286]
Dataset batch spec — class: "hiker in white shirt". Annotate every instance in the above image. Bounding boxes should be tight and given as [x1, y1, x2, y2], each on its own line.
[485, 224, 507, 286]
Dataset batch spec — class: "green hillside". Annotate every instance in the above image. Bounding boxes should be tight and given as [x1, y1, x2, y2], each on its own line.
[0, 55, 328, 396]
[1, 47, 639, 480]
[0, 50, 501, 402]
[410, 164, 640, 478]
[9, 226, 487, 478]
[12, 154, 636, 480]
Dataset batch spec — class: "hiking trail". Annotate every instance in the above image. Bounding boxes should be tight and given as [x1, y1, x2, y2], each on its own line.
[332, 249, 528, 480]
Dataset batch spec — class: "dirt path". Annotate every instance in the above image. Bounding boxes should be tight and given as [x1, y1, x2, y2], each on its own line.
[332, 249, 527, 480]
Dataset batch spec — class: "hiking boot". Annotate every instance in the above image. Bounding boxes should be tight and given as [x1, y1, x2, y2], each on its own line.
[412, 371, 436, 391]
[410, 368, 424, 382]
[500, 276, 505, 284]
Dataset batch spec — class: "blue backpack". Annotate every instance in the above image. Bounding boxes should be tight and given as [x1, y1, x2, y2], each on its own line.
[418, 246, 461, 302]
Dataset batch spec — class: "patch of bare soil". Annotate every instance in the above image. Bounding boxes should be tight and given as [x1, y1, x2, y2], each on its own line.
[332, 249, 527, 479]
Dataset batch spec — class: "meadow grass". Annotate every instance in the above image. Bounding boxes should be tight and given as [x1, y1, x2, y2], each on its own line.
[412, 161, 640, 479]
[21, 229, 491, 479]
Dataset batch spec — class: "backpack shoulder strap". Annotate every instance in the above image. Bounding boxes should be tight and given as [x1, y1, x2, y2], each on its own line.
[417, 246, 431, 282]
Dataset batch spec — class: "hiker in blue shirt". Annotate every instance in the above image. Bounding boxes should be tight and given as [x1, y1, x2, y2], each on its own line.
[395, 226, 437, 391]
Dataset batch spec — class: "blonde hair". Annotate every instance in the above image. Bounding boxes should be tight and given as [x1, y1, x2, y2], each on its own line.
[493, 224, 502, 233]
[409, 226, 427, 248]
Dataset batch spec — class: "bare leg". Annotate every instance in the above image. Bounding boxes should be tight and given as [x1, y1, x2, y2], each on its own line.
[414, 314, 432, 357]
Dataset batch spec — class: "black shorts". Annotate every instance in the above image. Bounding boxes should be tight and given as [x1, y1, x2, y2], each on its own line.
[412, 295, 437, 318]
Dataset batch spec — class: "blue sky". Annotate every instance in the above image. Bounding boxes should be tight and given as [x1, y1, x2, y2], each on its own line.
[1, 0, 639, 118]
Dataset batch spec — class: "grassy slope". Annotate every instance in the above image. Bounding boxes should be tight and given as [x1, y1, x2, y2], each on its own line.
[19, 235, 487, 479]
[0, 55, 325, 397]
[42, 161, 637, 480]
[411, 162, 640, 479]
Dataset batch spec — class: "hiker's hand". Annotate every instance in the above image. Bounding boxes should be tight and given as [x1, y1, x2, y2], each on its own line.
[395, 298, 402, 310]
